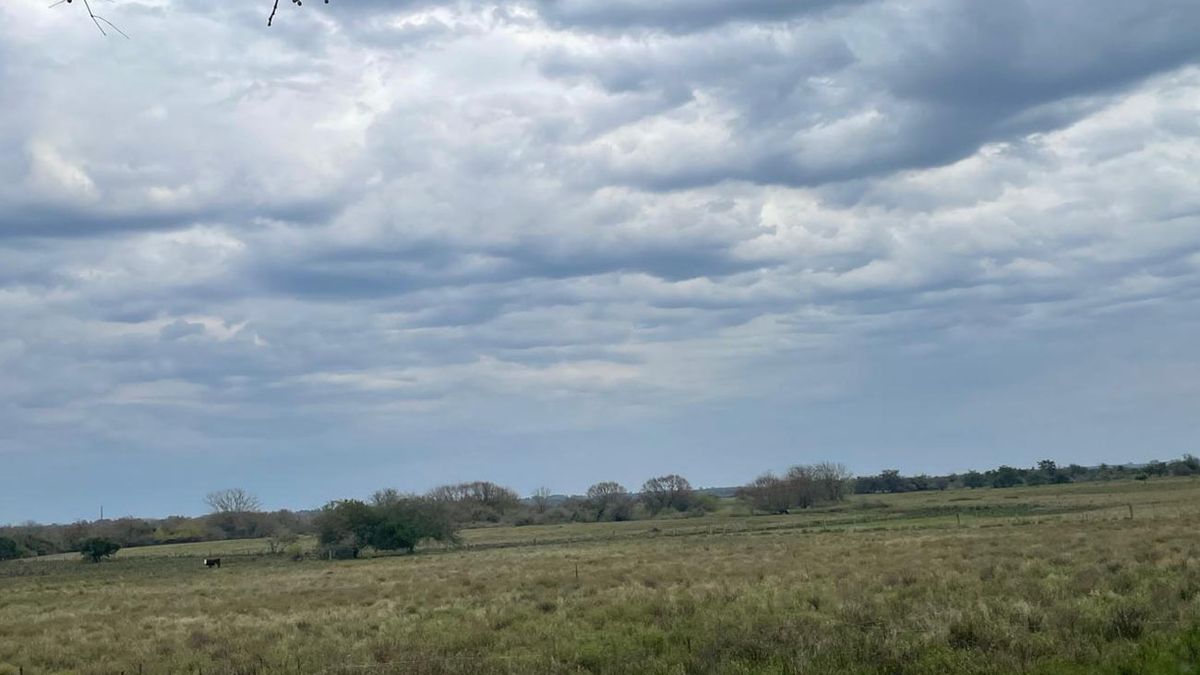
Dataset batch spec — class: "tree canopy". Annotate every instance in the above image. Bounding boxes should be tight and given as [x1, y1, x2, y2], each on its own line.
[205, 488, 261, 514]
[315, 496, 458, 559]
[79, 537, 121, 563]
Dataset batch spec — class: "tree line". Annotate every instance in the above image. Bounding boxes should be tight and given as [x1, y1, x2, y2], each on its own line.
[853, 456, 1200, 494]
[0, 474, 718, 561]
[3, 455, 1198, 561]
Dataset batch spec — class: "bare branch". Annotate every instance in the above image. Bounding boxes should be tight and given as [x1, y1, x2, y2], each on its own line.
[58, 0, 129, 39]
[269, 0, 331, 27]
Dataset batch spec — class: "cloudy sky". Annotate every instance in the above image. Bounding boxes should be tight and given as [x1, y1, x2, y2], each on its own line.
[2, 0, 1198, 523]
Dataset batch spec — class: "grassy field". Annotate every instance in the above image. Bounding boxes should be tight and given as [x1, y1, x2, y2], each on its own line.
[5, 479, 1200, 674]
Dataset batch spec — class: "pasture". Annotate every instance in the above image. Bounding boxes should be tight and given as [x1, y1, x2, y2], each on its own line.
[5, 479, 1200, 674]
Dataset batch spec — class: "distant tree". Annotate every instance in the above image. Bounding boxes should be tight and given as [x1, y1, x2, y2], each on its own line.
[1036, 460, 1070, 484]
[314, 496, 458, 559]
[1170, 455, 1200, 477]
[103, 517, 157, 547]
[855, 469, 916, 494]
[990, 466, 1024, 488]
[205, 488, 261, 514]
[737, 473, 792, 514]
[428, 481, 521, 522]
[314, 500, 376, 559]
[880, 470, 908, 493]
[371, 498, 458, 553]
[79, 537, 120, 563]
[531, 487, 553, 514]
[810, 462, 852, 502]
[154, 516, 206, 544]
[558, 496, 592, 522]
[371, 488, 403, 507]
[640, 475, 694, 515]
[586, 482, 633, 522]
[784, 465, 820, 508]
[0, 536, 20, 561]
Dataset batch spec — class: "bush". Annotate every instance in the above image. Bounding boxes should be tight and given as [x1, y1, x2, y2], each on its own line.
[79, 537, 121, 563]
[0, 536, 21, 561]
[1105, 603, 1149, 641]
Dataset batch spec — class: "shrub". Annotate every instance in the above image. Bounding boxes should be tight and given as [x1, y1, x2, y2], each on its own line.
[0, 536, 21, 560]
[1105, 603, 1148, 641]
[79, 537, 121, 563]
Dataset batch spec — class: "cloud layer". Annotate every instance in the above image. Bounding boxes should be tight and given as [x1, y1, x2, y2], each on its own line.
[2, 0, 1199, 522]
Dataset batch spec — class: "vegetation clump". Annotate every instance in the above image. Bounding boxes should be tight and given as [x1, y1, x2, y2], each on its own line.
[314, 492, 458, 559]
[78, 537, 120, 562]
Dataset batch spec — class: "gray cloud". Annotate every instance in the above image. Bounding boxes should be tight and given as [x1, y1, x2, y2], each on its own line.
[536, 0, 1200, 190]
[534, 0, 865, 33]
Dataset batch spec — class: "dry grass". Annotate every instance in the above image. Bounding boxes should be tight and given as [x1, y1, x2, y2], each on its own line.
[4, 479, 1200, 674]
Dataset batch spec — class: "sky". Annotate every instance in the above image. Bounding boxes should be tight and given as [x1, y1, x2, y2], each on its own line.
[1, 0, 1198, 524]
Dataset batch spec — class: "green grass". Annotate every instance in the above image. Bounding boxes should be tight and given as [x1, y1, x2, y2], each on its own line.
[4, 478, 1200, 674]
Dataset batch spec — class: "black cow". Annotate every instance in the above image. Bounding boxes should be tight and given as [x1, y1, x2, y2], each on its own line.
[203, 557, 221, 568]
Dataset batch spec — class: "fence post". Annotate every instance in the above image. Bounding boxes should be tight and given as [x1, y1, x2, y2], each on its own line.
[956, 512, 961, 527]
[1128, 503, 1134, 519]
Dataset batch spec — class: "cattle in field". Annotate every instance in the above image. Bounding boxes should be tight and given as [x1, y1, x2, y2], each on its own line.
[203, 558, 221, 568]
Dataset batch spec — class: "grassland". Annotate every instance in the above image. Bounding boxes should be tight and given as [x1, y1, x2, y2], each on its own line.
[5, 478, 1200, 674]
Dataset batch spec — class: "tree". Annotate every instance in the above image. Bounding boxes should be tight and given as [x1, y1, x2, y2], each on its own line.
[79, 537, 120, 563]
[784, 465, 819, 508]
[879, 470, 907, 493]
[428, 481, 521, 522]
[810, 462, 852, 502]
[962, 470, 987, 488]
[205, 488, 261, 514]
[1034, 459, 1070, 484]
[0, 536, 21, 561]
[314, 500, 376, 559]
[990, 465, 1024, 488]
[857, 470, 912, 494]
[586, 482, 633, 522]
[531, 487, 553, 514]
[314, 496, 459, 559]
[1170, 455, 1200, 476]
[371, 498, 458, 553]
[640, 475, 694, 515]
[737, 473, 792, 514]
[371, 488, 403, 507]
